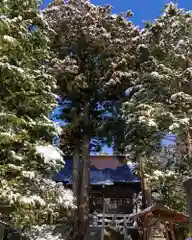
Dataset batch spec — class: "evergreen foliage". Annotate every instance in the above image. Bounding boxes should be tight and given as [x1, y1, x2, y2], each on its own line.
[122, 3, 192, 214]
[0, 0, 74, 230]
[44, 0, 140, 235]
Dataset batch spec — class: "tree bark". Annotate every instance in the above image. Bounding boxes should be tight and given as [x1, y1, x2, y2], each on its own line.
[72, 142, 81, 234]
[139, 156, 153, 240]
[0, 223, 5, 240]
[139, 156, 147, 209]
[186, 131, 192, 158]
[79, 101, 90, 238]
[183, 178, 192, 231]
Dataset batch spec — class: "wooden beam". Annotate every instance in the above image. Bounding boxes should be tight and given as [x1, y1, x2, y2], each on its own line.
[146, 215, 187, 223]
[130, 204, 188, 223]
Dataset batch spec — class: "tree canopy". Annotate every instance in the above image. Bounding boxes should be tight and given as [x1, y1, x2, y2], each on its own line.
[0, 0, 74, 230]
[44, 0, 141, 235]
[122, 3, 192, 214]
[45, 0, 140, 147]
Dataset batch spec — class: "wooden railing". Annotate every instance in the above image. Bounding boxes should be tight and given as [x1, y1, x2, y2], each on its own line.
[89, 213, 137, 234]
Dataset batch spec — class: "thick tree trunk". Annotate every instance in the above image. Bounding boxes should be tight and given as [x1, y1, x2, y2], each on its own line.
[0, 223, 5, 240]
[79, 102, 90, 238]
[72, 143, 81, 234]
[183, 178, 192, 225]
[79, 134, 90, 232]
[72, 144, 80, 197]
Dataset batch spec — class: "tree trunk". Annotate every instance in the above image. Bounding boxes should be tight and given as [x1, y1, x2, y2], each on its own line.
[72, 144, 80, 197]
[186, 131, 192, 158]
[139, 156, 147, 209]
[183, 178, 192, 232]
[79, 102, 90, 238]
[139, 156, 153, 240]
[72, 143, 81, 234]
[0, 223, 5, 240]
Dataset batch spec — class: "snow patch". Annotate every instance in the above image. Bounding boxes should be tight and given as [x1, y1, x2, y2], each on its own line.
[153, 170, 163, 177]
[35, 145, 64, 166]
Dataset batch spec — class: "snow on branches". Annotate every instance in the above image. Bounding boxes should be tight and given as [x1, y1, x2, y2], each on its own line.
[0, 0, 75, 230]
[123, 3, 192, 157]
[122, 3, 192, 213]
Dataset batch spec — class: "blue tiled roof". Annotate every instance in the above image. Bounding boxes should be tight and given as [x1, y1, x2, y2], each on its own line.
[54, 159, 140, 185]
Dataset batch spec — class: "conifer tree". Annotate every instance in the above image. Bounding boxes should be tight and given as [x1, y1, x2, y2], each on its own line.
[0, 0, 75, 233]
[45, 0, 140, 236]
[122, 3, 192, 221]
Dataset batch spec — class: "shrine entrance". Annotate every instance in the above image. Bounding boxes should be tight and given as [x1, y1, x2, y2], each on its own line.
[89, 195, 141, 240]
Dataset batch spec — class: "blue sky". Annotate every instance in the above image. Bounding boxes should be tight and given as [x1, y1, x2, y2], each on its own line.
[45, 0, 187, 153]
[41, 0, 192, 26]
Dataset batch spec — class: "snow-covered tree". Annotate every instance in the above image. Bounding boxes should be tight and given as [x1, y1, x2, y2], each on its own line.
[44, 0, 140, 236]
[122, 3, 192, 218]
[0, 0, 75, 232]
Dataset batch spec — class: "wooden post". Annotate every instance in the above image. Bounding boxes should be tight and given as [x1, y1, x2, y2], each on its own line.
[164, 223, 169, 240]
[101, 188, 106, 240]
[169, 222, 176, 240]
[123, 226, 128, 240]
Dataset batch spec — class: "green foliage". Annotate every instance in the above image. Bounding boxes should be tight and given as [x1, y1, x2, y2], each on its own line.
[122, 2, 192, 219]
[0, 0, 74, 230]
[44, 0, 140, 152]
[44, 1, 141, 234]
